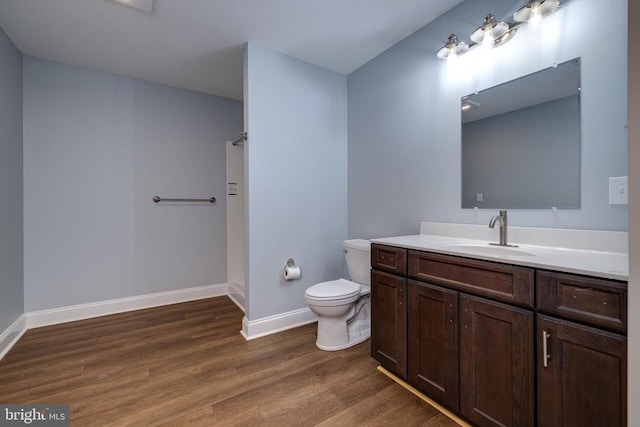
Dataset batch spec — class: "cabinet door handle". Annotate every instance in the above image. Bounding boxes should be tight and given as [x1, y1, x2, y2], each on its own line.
[543, 330, 551, 368]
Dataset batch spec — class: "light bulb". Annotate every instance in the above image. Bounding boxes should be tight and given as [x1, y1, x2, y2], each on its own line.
[447, 47, 459, 65]
[528, 6, 543, 31]
[482, 28, 495, 49]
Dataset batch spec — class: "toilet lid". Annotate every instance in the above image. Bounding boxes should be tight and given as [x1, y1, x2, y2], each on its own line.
[306, 279, 360, 300]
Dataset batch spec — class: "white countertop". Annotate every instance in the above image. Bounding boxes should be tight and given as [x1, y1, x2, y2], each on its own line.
[370, 234, 629, 281]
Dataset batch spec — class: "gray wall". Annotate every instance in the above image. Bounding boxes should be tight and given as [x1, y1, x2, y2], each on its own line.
[462, 95, 580, 209]
[23, 57, 242, 311]
[0, 28, 24, 331]
[348, 0, 628, 238]
[244, 43, 348, 320]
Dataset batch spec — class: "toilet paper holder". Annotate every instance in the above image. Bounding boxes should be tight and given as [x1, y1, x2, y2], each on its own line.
[283, 258, 301, 280]
[285, 258, 297, 269]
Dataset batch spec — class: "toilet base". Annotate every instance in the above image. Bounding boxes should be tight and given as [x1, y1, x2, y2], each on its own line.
[314, 296, 371, 351]
[316, 329, 370, 351]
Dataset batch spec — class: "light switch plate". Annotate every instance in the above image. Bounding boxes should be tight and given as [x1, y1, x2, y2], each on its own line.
[608, 176, 628, 205]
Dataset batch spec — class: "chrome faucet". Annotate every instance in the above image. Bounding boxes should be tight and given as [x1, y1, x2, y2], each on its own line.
[489, 210, 517, 247]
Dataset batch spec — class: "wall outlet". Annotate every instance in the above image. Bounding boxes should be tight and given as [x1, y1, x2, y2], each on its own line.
[476, 192, 483, 202]
[608, 176, 628, 205]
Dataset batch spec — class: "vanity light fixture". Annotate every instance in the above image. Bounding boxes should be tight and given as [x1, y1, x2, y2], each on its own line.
[470, 14, 511, 49]
[436, 0, 564, 60]
[436, 34, 468, 63]
[514, 0, 560, 31]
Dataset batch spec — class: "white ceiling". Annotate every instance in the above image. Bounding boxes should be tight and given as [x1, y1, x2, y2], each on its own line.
[0, 0, 462, 100]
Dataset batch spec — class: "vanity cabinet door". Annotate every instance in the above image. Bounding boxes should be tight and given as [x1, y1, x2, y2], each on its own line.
[537, 315, 627, 427]
[459, 294, 534, 427]
[408, 280, 459, 412]
[371, 270, 407, 379]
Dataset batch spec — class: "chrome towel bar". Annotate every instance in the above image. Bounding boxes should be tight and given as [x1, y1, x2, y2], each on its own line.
[153, 196, 216, 204]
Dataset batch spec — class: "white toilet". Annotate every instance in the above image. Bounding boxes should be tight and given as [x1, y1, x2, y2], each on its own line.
[305, 239, 371, 351]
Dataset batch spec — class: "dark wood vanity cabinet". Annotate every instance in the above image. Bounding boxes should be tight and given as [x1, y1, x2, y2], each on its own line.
[459, 294, 534, 427]
[536, 271, 628, 427]
[408, 250, 534, 308]
[371, 243, 407, 276]
[371, 245, 409, 378]
[536, 270, 627, 333]
[536, 315, 626, 427]
[371, 269, 407, 379]
[408, 251, 535, 425]
[407, 280, 459, 411]
[370, 243, 628, 427]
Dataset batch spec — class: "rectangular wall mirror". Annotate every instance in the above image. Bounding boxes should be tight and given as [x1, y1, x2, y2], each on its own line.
[461, 58, 581, 209]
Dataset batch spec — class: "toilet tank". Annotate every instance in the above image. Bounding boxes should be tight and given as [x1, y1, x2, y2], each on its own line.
[343, 239, 371, 285]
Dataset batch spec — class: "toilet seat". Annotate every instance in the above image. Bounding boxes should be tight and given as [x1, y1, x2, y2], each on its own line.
[306, 279, 360, 299]
[305, 279, 361, 307]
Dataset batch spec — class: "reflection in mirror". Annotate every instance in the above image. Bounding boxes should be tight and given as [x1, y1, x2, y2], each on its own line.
[461, 58, 581, 209]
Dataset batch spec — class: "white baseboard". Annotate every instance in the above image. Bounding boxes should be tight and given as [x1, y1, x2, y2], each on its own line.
[227, 282, 245, 313]
[240, 307, 317, 341]
[3, 284, 317, 360]
[0, 314, 27, 360]
[26, 283, 228, 329]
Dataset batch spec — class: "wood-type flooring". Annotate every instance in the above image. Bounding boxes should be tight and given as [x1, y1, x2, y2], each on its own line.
[0, 296, 458, 426]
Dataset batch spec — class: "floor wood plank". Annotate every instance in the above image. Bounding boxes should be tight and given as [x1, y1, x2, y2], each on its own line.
[0, 297, 459, 426]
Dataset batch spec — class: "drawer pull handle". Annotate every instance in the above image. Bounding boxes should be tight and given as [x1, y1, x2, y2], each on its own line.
[543, 331, 551, 368]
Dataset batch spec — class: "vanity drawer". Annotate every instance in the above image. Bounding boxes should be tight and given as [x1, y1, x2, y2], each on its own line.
[408, 251, 534, 307]
[536, 270, 627, 333]
[371, 244, 407, 276]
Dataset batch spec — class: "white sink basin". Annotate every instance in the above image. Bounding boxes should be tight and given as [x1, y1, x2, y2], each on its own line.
[444, 243, 536, 257]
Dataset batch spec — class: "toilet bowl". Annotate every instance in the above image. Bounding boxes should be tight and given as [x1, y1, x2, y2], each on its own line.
[305, 239, 371, 351]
